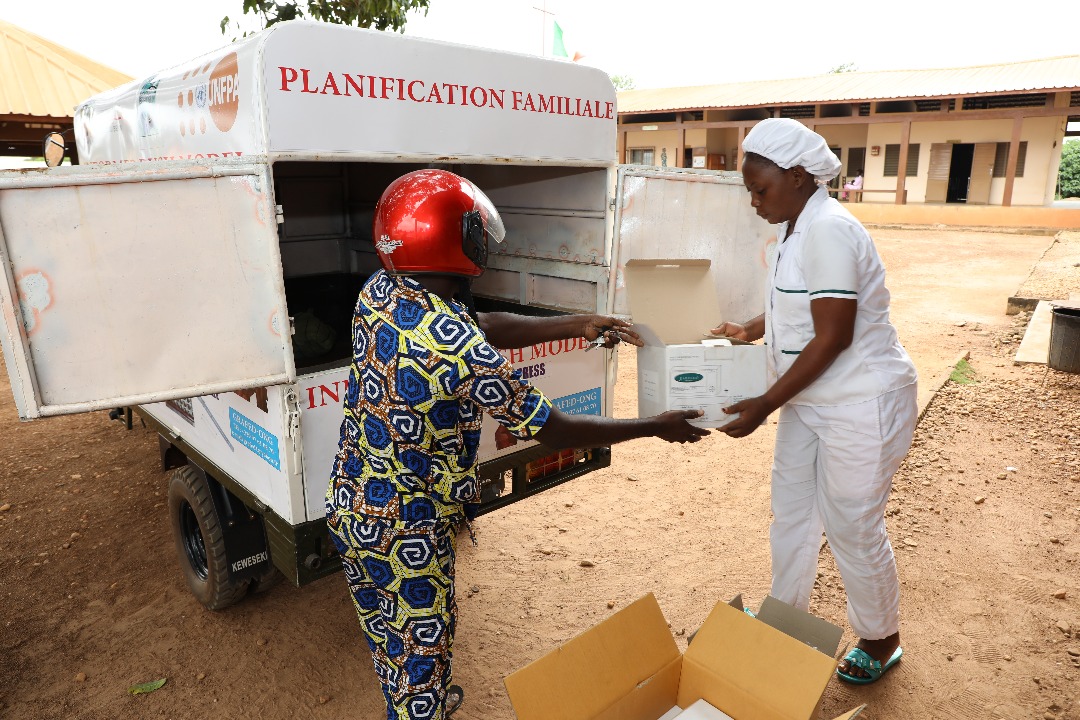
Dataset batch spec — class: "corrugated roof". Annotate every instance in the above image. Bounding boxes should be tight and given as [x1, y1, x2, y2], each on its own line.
[618, 55, 1080, 114]
[0, 19, 131, 118]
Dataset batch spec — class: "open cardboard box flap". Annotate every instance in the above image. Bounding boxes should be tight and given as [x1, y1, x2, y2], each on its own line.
[504, 593, 866, 720]
[504, 594, 681, 720]
[623, 259, 718, 346]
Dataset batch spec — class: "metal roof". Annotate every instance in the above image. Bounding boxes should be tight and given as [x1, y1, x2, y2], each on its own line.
[0, 19, 131, 118]
[618, 55, 1080, 114]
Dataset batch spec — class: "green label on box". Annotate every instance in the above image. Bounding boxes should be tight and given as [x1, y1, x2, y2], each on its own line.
[674, 373, 704, 383]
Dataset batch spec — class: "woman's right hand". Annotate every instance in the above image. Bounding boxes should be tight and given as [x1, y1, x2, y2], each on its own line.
[653, 410, 711, 443]
[709, 322, 750, 342]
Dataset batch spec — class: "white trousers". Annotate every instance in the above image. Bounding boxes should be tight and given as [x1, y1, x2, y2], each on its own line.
[769, 384, 917, 640]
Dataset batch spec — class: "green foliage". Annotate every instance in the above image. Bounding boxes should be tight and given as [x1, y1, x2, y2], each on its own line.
[222, 0, 431, 38]
[610, 75, 636, 91]
[828, 61, 857, 74]
[128, 678, 167, 695]
[1058, 140, 1080, 199]
[949, 358, 978, 385]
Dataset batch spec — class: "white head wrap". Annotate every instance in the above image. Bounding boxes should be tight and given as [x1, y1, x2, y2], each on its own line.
[742, 118, 842, 182]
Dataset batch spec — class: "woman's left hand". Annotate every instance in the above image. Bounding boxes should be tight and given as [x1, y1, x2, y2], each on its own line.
[583, 316, 643, 348]
[719, 396, 774, 438]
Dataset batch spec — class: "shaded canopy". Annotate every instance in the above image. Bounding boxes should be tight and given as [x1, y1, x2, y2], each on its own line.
[0, 19, 131, 161]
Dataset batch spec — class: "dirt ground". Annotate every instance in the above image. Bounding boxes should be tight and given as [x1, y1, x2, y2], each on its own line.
[2, 227, 1080, 720]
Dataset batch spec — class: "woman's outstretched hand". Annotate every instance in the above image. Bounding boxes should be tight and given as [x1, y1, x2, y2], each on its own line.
[654, 409, 712, 443]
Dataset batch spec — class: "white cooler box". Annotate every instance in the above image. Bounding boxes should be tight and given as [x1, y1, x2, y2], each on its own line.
[624, 259, 766, 429]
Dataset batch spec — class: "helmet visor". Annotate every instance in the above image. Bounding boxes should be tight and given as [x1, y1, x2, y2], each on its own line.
[470, 185, 506, 245]
[461, 184, 505, 271]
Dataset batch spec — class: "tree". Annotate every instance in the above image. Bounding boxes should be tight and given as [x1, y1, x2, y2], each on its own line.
[610, 75, 635, 91]
[221, 0, 431, 37]
[1059, 140, 1080, 198]
[828, 61, 857, 74]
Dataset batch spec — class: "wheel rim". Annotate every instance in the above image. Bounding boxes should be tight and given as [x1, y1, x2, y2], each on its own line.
[178, 500, 209, 580]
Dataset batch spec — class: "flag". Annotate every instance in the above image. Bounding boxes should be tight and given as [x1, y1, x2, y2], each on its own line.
[552, 21, 584, 62]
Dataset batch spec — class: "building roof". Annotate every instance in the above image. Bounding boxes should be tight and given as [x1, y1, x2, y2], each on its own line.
[0, 19, 131, 118]
[618, 55, 1080, 114]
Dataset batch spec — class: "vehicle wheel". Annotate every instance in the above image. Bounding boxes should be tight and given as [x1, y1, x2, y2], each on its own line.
[167, 465, 250, 610]
[249, 565, 282, 594]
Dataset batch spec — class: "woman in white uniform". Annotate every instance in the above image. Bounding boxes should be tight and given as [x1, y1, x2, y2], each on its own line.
[711, 118, 918, 684]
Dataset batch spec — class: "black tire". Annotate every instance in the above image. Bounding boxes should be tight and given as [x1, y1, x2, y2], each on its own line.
[167, 466, 250, 610]
[249, 565, 282, 594]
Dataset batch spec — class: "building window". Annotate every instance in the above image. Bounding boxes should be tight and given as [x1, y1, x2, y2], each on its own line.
[992, 141, 1027, 178]
[883, 144, 920, 177]
[628, 148, 655, 165]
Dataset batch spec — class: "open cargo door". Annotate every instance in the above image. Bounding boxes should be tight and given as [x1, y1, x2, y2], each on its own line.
[0, 159, 295, 420]
[611, 166, 772, 324]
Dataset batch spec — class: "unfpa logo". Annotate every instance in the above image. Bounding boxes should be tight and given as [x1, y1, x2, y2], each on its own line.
[177, 52, 240, 137]
[209, 54, 240, 132]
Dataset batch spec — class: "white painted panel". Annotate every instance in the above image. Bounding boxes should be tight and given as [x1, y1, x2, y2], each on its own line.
[0, 162, 294, 419]
[262, 22, 616, 164]
[612, 167, 774, 326]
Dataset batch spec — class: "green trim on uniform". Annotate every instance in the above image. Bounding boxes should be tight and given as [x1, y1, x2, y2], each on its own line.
[781, 350, 802, 355]
[776, 287, 808, 294]
[810, 289, 857, 296]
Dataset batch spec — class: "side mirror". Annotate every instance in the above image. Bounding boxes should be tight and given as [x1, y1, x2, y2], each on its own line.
[43, 132, 67, 167]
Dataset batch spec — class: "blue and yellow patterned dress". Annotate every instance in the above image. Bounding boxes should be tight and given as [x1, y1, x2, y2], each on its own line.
[326, 270, 550, 719]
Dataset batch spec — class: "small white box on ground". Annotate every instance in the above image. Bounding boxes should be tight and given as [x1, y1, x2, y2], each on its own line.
[623, 259, 767, 428]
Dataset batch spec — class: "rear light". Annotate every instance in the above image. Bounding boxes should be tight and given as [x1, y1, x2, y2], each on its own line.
[526, 448, 586, 482]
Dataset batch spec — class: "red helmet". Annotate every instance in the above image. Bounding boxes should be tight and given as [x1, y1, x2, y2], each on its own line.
[373, 169, 506, 278]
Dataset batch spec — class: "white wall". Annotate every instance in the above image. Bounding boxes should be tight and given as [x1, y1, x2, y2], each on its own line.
[862, 116, 1061, 205]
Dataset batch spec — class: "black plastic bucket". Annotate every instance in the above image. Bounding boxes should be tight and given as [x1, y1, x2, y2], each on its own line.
[1048, 306, 1080, 373]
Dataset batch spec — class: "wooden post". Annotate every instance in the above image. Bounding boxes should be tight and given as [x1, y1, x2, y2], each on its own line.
[1002, 117, 1023, 207]
[895, 120, 911, 205]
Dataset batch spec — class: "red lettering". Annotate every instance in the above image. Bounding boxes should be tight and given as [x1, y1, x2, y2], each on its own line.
[408, 80, 426, 102]
[344, 73, 364, 97]
[441, 83, 458, 104]
[522, 93, 537, 112]
[278, 66, 298, 91]
[321, 72, 341, 95]
[396, 78, 406, 101]
[306, 386, 318, 409]
[488, 88, 505, 109]
[538, 94, 554, 113]
[605, 101, 614, 119]
[582, 100, 594, 118]
[319, 382, 341, 407]
[427, 83, 444, 104]
[507, 348, 524, 364]
[512, 90, 523, 110]
[380, 77, 395, 99]
[531, 343, 547, 359]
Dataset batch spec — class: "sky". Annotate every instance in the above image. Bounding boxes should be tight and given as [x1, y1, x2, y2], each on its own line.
[5, 0, 1080, 90]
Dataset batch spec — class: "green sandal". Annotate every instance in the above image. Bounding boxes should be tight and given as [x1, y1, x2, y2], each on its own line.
[836, 646, 902, 685]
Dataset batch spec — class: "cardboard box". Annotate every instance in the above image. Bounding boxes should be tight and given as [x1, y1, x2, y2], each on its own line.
[623, 259, 766, 428]
[504, 593, 866, 720]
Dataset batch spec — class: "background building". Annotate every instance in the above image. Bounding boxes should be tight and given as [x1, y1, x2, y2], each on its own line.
[618, 55, 1080, 208]
[0, 20, 130, 166]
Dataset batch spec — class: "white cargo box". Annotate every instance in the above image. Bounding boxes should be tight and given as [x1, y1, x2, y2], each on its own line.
[623, 259, 766, 428]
